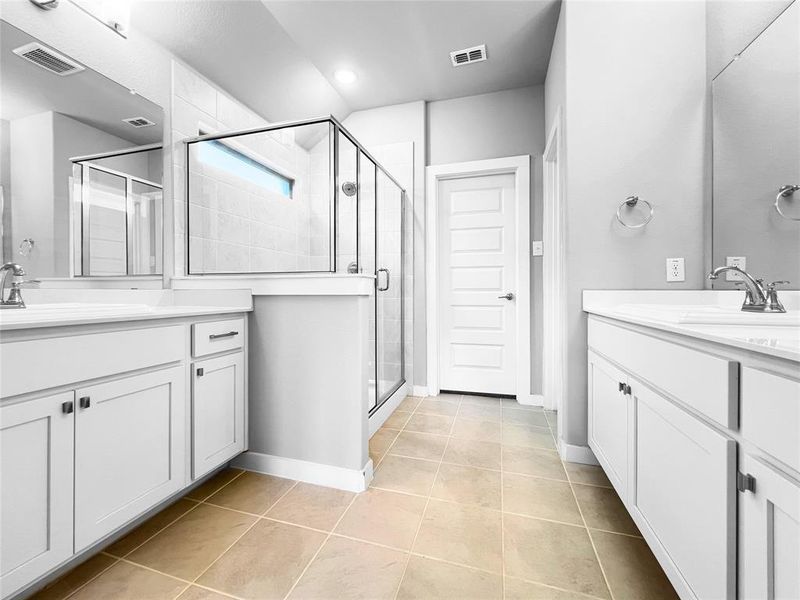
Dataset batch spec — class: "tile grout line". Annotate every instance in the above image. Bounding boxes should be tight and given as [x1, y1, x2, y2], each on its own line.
[390, 393, 461, 600]
[56, 555, 121, 600]
[500, 397, 506, 599]
[57, 468, 249, 600]
[187, 479, 300, 589]
[565, 458, 617, 600]
[112, 556, 248, 600]
[281, 491, 361, 600]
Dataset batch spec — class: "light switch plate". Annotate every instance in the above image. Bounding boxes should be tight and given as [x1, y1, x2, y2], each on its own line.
[666, 258, 685, 282]
[531, 241, 543, 256]
[725, 256, 746, 281]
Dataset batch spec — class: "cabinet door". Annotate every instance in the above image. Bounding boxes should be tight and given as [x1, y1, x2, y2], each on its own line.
[587, 351, 630, 496]
[74, 366, 185, 551]
[1, 393, 74, 598]
[192, 352, 245, 479]
[633, 381, 736, 600]
[739, 455, 800, 600]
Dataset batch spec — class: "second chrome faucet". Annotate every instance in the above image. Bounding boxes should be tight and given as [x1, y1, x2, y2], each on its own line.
[708, 266, 789, 313]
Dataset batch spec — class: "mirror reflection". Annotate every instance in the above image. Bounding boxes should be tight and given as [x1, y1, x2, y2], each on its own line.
[712, 2, 800, 289]
[0, 21, 164, 279]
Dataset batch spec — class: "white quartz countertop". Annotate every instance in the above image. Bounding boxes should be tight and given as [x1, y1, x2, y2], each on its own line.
[0, 289, 252, 332]
[583, 290, 800, 363]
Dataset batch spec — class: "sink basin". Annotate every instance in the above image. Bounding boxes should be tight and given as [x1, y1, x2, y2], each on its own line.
[613, 304, 800, 326]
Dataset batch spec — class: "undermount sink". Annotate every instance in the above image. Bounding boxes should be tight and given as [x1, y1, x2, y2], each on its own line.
[613, 304, 800, 326]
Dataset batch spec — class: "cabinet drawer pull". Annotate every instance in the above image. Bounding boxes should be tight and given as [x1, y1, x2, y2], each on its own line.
[618, 382, 625, 393]
[197, 368, 204, 377]
[737, 472, 756, 493]
[62, 400, 74, 414]
[209, 331, 239, 340]
[79, 396, 91, 409]
[624, 384, 632, 396]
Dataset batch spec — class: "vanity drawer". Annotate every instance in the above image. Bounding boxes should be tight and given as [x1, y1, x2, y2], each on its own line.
[0, 325, 184, 398]
[193, 318, 244, 357]
[741, 367, 800, 472]
[588, 318, 738, 428]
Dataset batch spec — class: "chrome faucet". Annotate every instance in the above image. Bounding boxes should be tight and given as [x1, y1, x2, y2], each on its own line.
[707, 266, 788, 313]
[0, 263, 28, 309]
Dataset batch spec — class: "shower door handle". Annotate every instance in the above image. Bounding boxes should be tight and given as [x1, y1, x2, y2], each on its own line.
[377, 268, 390, 292]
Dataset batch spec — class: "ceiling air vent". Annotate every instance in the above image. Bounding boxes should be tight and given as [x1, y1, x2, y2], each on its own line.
[12, 42, 85, 76]
[123, 117, 156, 128]
[450, 44, 487, 67]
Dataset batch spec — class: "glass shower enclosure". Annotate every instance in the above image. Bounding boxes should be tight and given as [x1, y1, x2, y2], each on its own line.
[184, 116, 405, 413]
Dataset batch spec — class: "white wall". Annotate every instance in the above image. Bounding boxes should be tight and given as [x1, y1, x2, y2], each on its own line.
[427, 86, 546, 394]
[545, 0, 707, 448]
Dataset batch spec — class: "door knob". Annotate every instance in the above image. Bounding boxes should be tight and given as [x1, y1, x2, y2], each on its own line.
[497, 292, 514, 300]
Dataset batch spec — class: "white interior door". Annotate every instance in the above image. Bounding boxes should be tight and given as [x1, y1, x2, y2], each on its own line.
[438, 172, 517, 395]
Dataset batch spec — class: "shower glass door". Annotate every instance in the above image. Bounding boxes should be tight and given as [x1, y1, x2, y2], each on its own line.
[375, 170, 404, 407]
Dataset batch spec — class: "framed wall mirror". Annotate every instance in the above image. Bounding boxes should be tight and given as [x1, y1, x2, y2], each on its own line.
[711, 2, 799, 289]
[0, 20, 164, 279]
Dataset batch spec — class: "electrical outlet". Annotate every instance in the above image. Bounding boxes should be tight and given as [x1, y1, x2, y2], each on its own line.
[666, 258, 685, 282]
[531, 241, 543, 256]
[725, 256, 746, 281]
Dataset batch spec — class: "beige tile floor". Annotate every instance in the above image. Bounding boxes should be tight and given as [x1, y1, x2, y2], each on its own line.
[32, 394, 678, 600]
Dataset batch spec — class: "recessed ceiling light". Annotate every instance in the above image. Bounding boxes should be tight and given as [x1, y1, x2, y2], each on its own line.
[335, 69, 357, 84]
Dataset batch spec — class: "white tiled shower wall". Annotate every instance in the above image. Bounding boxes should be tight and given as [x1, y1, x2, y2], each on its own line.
[171, 62, 329, 274]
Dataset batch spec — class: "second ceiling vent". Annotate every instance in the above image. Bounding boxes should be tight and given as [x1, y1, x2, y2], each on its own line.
[12, 42, 85, 76]
[450, 44, 487, 67]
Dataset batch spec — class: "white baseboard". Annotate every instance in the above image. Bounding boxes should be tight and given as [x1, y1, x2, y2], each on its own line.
[515, 393, 544, 407]
[368, 383, 408, 436]
[411, 385, 429, 398]
[233, 451, 373, 492]
[558, 441, 599, 465]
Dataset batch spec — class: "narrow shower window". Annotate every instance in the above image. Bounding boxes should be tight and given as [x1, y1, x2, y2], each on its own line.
[198, 139, 293, 198]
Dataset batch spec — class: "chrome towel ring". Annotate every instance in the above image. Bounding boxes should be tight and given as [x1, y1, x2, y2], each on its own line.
[775, 185, 800, 221]
[616, 196, 654, 229]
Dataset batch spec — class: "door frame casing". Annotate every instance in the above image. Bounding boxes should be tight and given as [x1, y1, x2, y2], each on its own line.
[543, 107, 567, 430]
[425, 155, 533, 403]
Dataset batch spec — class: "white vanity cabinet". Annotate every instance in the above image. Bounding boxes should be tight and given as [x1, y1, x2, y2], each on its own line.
[586, 313, 800, 600]
[0, 393, 75, 598]
[74, 366, 185, 551]
[0, 311, 249, 600]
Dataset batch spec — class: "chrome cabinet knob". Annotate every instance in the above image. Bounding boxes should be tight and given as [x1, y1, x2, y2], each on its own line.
[497, 292, 514, 301]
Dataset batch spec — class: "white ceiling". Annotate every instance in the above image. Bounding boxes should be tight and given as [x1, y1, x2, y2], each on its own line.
[131, 0, 560, 122]
[264, 0, 561, 111]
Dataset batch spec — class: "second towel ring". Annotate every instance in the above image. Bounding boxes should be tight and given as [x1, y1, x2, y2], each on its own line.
[775, 184, 800, 221]
[616, 196, 654, 229]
